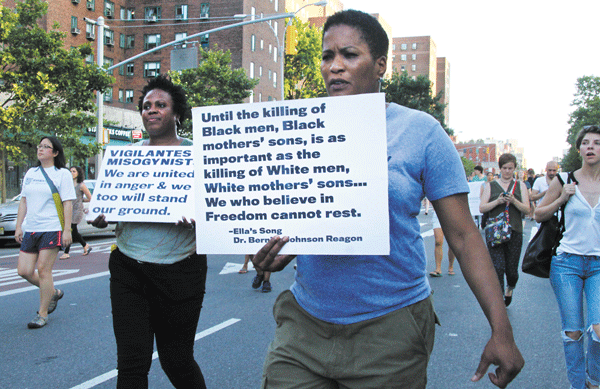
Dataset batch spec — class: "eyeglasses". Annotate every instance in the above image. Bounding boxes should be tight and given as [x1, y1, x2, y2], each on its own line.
[37, 144, 53, 150]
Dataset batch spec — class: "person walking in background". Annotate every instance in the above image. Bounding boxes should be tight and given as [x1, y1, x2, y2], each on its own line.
[15, 136, 75, 329]
[239, 254, 273, 293]
[429, 211, 456, 277]
[250, 10, 523, 389]
[60, 166, 92, 260]
[535, 125, 600, 389]
[91, 75, 207, 389]
[480, 153, 530, 307]
[471, 165, 486, 182]
[531, 161, 560, 209]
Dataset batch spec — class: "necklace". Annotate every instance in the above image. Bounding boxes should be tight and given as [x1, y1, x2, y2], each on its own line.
[499, 178, 512, 185]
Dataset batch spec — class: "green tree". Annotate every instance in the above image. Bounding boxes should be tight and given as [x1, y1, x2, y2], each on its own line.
[461, 156, 476, 178]
[169, 46, 259, 139]
[0, 0, 113, 201]
[284, 18, 326, 100]
[383, 70, 452, 135]
[561, 75, 600, 171]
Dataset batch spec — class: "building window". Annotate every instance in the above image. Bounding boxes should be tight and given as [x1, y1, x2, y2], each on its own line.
[274, 21, 278, 37]
[119, 33, 125, 48]
[104, 57, 114, 75]
[400, 65, 406, 71]
[126, 35, 135, 49]
[85, 53, 94, 65]
[144, 34, 161, 50]
[126, 63, 134, 76]
[411, 64, 416, 71]
[269, 44, 272, 54]
[104, 1, 114, 18]
[401, 43, 407, 50]
[250, 6, 255, 20]
[392, 44, 396, 50]
[200, 3, 210, 18]
[400, 54, 406, 61]
[104, 29, 114, 46]
[104, 87, 113, 102]
[273, 72, 277, 88]
[120, 7, 134, 21]
[144, 61, 161, 78]
[260, 39, 264, 50]
[118, 89, 124, 102]
[273, 46, 277, 62]
[175, 32, 187, 48]
[251, 34, 255, 52]
[412, 54, 416, 61]
[250, 62, 254, 79]
[86, 0, 94, 11]
[412, 43, 417, 50]
[118, 65, 124, 75]
[176, 5, 188, 20]
[71, 16, 78, 30]
[145, 6, 161, 22]
[200, 34, 209, 49]
[259, 65, 262, 77]
[86, 22, 95, 40]
[125, 89, 134, 103]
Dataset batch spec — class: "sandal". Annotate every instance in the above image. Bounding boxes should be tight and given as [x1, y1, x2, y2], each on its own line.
[59, 253, 70, 260]
[238, 268, 248, 274]
[429, 271, 442, 277]
[83, 245, 92, 256]
[448, 270, 455, 276]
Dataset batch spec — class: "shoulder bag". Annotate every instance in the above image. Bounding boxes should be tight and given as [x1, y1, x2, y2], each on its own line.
[485, 181, 516, 247]
[522, 172, 574, 278]
[39, 167, 66, 231]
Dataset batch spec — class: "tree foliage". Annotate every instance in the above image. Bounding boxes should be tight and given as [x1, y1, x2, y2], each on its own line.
[169, 46, 258, 139]
[561, 75, 600, 171]
[0, 0, 113, 200]
[383, 70, 452, 135]
[461, 156, 476, 178]
[284, 18, 326, 100]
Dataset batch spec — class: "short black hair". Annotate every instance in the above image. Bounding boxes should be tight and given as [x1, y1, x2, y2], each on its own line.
[575, 125, 600, 149]
[36, 136, 66, 169]
[474, 165, 483, 173]
[138, 75, 190, 128]
[323, 9, 389, 60]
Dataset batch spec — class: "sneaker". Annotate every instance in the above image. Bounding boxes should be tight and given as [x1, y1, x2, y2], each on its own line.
[28, 313, 48, 329]
[48, 289, 64, 314]
[252, 274, 264, 289]
[261, 281, 272, 293]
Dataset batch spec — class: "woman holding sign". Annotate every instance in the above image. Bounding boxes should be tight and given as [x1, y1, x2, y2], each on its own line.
[91, 75, 207, 389]
[250, 10, 523, 389]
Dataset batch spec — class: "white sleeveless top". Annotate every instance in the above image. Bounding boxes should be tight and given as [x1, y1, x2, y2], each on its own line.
[557, 173, 600, 256]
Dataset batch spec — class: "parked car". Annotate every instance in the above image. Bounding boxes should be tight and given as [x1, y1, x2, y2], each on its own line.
[0, 179, 115, 246]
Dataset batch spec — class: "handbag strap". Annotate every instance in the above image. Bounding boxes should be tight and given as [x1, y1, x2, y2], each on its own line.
[503, 180, 517, 219]
[39, 167, 65, 230]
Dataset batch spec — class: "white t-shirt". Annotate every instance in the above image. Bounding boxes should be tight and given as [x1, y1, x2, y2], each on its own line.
[532, 176, 550, 204]
[21, 166, 76, 232]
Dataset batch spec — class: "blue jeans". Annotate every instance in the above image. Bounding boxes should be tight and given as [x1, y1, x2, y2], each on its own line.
[550, 252, 600, 389]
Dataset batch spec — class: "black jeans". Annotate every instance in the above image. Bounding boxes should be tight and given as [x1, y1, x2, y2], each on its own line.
[109, 248, 208, 389]
[487, 232, 523, 294]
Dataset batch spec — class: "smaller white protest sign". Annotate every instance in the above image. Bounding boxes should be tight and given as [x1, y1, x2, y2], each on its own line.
[468, 181, 484, 217]
[86, 146, 194, 223]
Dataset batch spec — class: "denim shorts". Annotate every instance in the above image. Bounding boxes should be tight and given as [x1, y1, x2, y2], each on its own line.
[20, 231, 62, 253]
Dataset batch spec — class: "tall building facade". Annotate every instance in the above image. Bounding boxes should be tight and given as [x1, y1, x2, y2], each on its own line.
[391, 36, 450, 127]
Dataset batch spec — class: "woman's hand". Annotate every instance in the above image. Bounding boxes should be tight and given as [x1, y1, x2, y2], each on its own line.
[14, 226, 23, 244]
[89, 214, 109, 228]
[176, 216, 195, 230]
[62, 229, 73, 247]
[559, 183, 577, 205]
[251, 236, 296, 272]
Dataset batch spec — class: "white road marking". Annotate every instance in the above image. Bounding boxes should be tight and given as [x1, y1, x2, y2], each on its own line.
[219, 261, 255, 275]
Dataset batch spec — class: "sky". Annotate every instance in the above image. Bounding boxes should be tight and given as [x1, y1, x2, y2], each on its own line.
[339, 0, 600, 173]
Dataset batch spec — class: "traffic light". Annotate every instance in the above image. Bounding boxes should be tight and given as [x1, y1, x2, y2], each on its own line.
[285, 26, 298, 55]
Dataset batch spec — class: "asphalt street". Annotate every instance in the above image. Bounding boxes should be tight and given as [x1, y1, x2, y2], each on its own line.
[0, 215, 571, 389]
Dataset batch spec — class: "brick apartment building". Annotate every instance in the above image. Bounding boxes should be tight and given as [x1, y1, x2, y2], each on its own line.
[391, 36, 450, 128]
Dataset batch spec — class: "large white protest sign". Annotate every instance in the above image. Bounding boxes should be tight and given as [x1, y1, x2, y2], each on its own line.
[86, 146, 194, 223]
[193, 94, 389, 255]
[468, 181, 484, 217]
